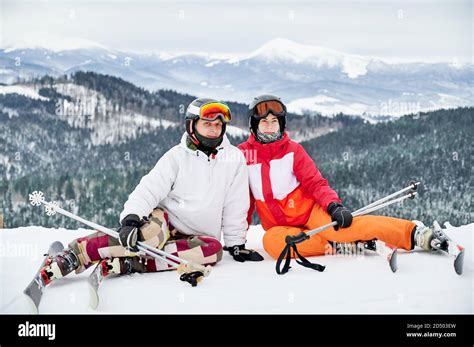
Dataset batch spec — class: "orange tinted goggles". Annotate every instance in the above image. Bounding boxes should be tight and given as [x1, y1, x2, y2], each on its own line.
[200, 102, 232, 123]
[254, 100, 286, 118]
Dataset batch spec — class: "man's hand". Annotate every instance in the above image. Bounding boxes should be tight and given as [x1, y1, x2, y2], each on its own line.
[118, 214, 144, 252]
[227, 244, 264, 262]
[327, 202, 353, 231]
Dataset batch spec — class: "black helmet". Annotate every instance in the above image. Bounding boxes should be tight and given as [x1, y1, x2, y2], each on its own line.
[248, 94, 287, 137]
[185, 97, 231, 149]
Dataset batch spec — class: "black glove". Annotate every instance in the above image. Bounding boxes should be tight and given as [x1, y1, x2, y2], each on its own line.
[227, 244, 264, 262]
[327, 202, 353, 231]
[118, 214, 144, 252]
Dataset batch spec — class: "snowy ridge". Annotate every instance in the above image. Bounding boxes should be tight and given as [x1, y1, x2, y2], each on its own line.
[52, 83, 179, 145]
[2, 35, 108, 53]
[0, 223, 472, 313]
[0, 85, 49, 101]
[245, 38, 370, 78]
[287, 94, 369, 117]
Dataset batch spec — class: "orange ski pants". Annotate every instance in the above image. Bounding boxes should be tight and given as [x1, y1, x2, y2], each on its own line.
[262, 203, 416, 259]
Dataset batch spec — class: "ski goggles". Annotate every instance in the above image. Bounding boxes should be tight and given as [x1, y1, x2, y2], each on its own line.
[189, 102, 232, 123]
[253, 100, 286, 118]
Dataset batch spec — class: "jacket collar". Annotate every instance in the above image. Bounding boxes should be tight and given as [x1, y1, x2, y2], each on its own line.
[179, 132, 230, 157]
[245, 132, 291, 161]
[247, 131, 290, 150]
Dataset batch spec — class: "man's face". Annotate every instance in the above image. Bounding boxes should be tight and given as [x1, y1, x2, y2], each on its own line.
[195, 118, 223, 138]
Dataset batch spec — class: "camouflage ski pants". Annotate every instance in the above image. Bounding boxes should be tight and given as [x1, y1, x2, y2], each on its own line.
[68, 208, 223, 274]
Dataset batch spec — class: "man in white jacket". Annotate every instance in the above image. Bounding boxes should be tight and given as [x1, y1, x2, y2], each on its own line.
[35, 98, 263, 286]
[117, 98, 264, 262]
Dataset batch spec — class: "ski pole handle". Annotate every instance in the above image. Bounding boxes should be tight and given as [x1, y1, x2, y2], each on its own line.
[285, 231, 311, 245]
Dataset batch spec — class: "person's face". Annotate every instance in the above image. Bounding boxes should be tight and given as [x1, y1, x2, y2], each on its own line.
[195, 118, 223, 138]
[258, 113, 280, 134]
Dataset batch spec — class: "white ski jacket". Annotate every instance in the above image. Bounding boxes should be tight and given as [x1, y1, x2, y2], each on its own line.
[120, 133, 250, 247]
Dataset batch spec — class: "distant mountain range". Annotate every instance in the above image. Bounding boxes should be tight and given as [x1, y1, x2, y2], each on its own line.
[1, 38, 472, 118]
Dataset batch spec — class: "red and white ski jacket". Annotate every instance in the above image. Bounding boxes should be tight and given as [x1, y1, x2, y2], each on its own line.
[238, 133, 341, 230]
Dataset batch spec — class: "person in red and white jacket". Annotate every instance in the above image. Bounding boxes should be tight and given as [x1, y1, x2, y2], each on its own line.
[238, 95, 437, 259]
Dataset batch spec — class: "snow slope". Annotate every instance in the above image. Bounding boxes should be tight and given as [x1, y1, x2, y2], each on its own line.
[0, 85, 49, 101]
[0, 224, 472, 314]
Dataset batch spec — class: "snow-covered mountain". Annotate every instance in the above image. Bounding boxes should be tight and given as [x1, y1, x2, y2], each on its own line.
[243, 38, 371, 79]
[1, 38, 472, 117]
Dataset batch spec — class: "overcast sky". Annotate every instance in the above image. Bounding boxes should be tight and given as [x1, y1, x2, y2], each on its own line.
[1, 0, 472, 63]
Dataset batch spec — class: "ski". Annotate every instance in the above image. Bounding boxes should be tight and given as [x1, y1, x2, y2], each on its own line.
[332, 240, 398, 273]
[23, 241, 65, 314]
[363, 240, 398, 273]
[88, 258, 127, 309]
[88, 261, 104, 310]
[431, 221, 464, 275]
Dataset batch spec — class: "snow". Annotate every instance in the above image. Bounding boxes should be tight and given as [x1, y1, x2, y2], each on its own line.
[1, 107, 19, 118]
[0, 85, 49, 101]
[286, 94, 341, 115]
[2, 34, 108, 53]
[287, 95, 369, 117]
[205, 61, 220, 67]
[288, 127, 337, 143]
[156, 52, 176, 61]
[287, 93, 448, 119]
[225, 125, 249, 138]
[0, 223, 472, 314]
[0, 68, 14, 74]
[52, 82, 179, 145]
[145, 50, 236, 62]
[436, 93, 466, 107]
[246, 38, 370, 78]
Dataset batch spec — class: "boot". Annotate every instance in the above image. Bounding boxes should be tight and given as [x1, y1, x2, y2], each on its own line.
[412, 221, 435, 251]
[99, 257, 135, 277]
[40, 248, 80, 285]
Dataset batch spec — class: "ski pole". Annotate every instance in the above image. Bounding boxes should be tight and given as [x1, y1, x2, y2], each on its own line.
[276, 183, 419, 275]
[304, 181, 419, 239]
[352, 181, 420, 215]
[29, 191, 211, 286]
[31, 194, 181, 266]
[305, 190, 416, 238]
